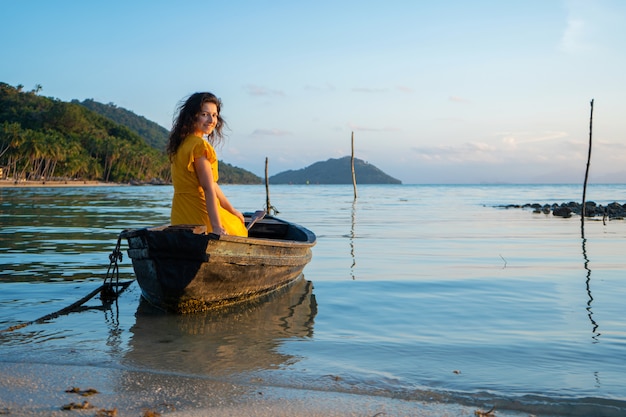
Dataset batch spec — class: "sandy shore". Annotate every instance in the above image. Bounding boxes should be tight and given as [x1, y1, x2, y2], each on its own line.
[0, 180, 125, 188]
[0, 362, 533, 417]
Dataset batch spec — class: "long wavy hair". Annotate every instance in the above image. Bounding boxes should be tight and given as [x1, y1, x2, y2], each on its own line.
[166, 92, 226, 160]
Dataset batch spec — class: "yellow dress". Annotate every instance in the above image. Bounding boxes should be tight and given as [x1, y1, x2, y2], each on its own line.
[170, 135, 247, 237]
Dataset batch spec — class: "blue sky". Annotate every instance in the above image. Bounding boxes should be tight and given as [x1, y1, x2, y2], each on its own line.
[2, 0, 625, 184]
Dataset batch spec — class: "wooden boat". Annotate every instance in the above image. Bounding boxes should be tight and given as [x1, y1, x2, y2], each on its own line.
[120, 213, 316, 313]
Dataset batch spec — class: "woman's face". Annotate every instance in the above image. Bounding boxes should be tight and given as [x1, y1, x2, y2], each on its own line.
[193, 101, 219, 136]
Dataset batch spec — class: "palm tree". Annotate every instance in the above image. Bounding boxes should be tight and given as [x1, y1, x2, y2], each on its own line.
[0, 122, 22, 159]
[19, 130, 46, 179]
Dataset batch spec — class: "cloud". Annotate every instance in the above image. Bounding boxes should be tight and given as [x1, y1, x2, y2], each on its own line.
[592, 139, 626, 164]
[448, 95, 470, 103]
[351, 87, 387, 93]
[498, 131, 568, 149]
[411, 131, 573, 165]
[244, 84, 286, 97]
[348, 123, 401, 132]
[396, 86, 414, 93]
[559, 16, 587, 53]
[411, 141, 498, 163]
[558, 2, 625, 55]
[251, 128, 291, 136]
[350, 86, 415, 94]
[598, 139, 626, 150]
[304, 83, 336, 92]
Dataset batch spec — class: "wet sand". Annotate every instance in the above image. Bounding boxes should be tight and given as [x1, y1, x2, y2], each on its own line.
[0, 362, 530, 417]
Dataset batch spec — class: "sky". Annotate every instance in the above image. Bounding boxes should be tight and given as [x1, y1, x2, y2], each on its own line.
[2, 0, 625, 184]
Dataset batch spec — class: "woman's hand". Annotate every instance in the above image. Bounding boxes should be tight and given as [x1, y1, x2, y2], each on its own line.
[233, 210, 245, 225]
[211, 224, 227, 236]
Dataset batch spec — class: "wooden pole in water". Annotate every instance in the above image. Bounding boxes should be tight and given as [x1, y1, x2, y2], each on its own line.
[351, 131, 357, 199]
[265, 157, 271, 214]
[581, 99, 594, 227]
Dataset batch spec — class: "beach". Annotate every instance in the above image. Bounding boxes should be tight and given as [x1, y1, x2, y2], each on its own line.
[0, 362, 529, 417]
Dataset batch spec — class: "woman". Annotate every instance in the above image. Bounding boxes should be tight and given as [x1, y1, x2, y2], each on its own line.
[166, 92, 247, 237]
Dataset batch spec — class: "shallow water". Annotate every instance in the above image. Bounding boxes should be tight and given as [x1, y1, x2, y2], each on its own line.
[1, 184, 625, 416]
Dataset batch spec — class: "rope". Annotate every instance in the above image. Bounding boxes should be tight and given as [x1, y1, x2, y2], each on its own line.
[101, 234, 125, 302]
[1, 233, 134, 333]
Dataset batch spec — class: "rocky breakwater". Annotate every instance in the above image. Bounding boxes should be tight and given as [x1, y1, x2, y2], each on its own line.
[499, 201, 626, 219]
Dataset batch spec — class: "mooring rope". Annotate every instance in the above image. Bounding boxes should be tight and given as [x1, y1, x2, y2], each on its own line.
[1, 233, 134, 333]
[101, 233, 126, 302]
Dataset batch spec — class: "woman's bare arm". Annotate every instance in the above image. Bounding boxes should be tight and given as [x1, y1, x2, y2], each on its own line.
[194, 156, 226, 235]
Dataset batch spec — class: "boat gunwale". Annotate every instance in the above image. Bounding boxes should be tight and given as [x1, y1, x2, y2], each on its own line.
[120, 215, 316, 249]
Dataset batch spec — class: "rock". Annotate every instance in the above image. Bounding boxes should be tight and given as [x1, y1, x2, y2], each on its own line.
[553, 206, 572, 218]
[496, 200, 626, 219]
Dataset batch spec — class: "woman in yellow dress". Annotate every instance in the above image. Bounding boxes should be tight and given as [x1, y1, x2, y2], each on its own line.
[166, 92, 247, 237]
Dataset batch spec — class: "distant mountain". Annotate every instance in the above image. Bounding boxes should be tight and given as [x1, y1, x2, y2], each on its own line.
[269, 156, 401, 184]
[75, 99, 169, 150]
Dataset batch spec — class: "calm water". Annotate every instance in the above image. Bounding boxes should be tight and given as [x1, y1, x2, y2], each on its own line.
[1, 184, 625, 416]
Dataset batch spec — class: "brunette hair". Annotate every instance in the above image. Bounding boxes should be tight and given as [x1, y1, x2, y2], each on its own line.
[166, 92, 226, 159]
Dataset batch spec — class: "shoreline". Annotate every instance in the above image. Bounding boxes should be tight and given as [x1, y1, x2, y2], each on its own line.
[0, 180, 127, 188]
[0, 361, 533, 417]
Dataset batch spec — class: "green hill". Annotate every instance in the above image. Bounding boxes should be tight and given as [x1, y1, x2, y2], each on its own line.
[269, 156, 401, 184]
[218, 162, 262, 184]
[75, 97, 261, 184]
[0, 82, 169, 183]
[0, 82, 261, 184]
[76, 99, 169, 150]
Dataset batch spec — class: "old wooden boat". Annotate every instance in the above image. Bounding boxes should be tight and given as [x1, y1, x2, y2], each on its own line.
[120, 213, 316, 313]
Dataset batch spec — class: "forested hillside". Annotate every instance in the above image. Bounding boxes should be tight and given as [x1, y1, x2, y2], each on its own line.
[219, 162, 262, 184]
[0, 83, 261, 184]
[76, 99, 169, 150]
[0, 82, 169, 183]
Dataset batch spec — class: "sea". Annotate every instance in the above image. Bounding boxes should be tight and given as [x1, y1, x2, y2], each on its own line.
[1, 184, 625, 416]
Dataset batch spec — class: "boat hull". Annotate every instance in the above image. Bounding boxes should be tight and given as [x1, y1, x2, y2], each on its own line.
[121, 216, 316, 313]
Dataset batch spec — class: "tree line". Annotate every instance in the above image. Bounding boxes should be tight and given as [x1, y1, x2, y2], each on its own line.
[1, 83, 170, 183]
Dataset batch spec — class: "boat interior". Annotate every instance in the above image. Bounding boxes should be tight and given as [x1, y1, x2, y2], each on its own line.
[246, 215, 312, 243]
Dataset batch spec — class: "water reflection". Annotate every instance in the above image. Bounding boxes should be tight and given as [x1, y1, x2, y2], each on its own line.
[125, 277, 317, 376]
[0, 187, 167, 283]
[350, 199, 357, 280]
[580, 226, 600, 341]
[103, 299, 126, 357]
